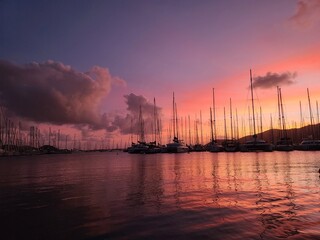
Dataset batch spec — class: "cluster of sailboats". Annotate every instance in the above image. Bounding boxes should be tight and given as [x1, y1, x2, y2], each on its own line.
[127, 70, 320, 154]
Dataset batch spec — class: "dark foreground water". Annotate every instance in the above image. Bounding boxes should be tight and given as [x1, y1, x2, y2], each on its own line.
[1, 151, 320, 239]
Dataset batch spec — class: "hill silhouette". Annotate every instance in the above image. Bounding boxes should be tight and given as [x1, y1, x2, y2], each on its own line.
[237, 123, 320, 144]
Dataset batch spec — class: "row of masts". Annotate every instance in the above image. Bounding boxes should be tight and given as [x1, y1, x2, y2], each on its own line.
[2, 69, 320, 155]
[131, 94, 320, 148]
[130, 69, 320, 153]
[0, 109, 125, 154]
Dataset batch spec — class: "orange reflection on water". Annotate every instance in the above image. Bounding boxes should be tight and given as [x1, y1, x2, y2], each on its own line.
[122, 151, 320, 239]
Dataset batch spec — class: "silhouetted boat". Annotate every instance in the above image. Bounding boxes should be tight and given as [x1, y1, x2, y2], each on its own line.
[167, 137, 189, 153]
[206, 142, 224, 152]
[276, 138, 294, 151]
[128, 105, 149, 154]
[223, 139, 240, 152]
[166, 93, 188, 153]
[144, 98, 163, 154]
[240, 70, 273, 152]
[222, 99, 239, 152]
[240, 137, 274, 152]
[297, 139, 320, 150]
[128, 141, 149, 154]
[275, 87, 293, 151]
[297, 88, 320, 151]
[297, 89, 320, 151]
[206, 89, 224, 152]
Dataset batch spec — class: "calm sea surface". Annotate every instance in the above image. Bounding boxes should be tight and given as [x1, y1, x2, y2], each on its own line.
[1, 151, 320, 239]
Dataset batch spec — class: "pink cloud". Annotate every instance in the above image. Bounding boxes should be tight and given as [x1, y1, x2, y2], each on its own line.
[110, 93, 162, 135]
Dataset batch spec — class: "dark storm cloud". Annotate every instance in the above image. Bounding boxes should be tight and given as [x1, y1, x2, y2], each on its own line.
[252, 72, 297, 89]
[110, 93, 162, 135]
[0, 60, 126, 129]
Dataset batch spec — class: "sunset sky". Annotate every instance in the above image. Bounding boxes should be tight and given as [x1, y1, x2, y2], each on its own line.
[1, 0, 320, 147]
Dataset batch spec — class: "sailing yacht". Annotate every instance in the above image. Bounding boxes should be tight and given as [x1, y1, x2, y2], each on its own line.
[297, 88, 320, 150]
[206, 109, 224, 152]
[166, 92, 189, 153]
[275, 87, 294, 151]
[222, 98, 240, 152]
[144, 98, 163, 153]
[128, 105, 149, 154]
[192, 114, 205, 152]
[240, 70, 273, 152]
[206, 88, 224, 152]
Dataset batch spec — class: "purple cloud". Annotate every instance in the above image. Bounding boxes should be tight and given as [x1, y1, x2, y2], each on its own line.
[110, 93, 162, 135]
[289, 0, 320, 28]
[253, 71, 297, 89]
[0, 60, 126, 129]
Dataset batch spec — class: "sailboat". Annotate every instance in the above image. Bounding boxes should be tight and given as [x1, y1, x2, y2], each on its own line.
[298, 88, 320, 150]
[222, 98, 240, 152]
[206, 88, 224, 152]
[240, 69, 273, 152]
[275, 87, 294, 151]
[128, 105, 149, 154]
[145, 98, 163, 153]
[192, 111, 205, 152]
[166, 92, 189, 153]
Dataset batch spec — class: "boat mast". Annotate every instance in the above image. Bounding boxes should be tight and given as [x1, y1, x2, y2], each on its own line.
[181, 116, 184, 141]
[279, 87, 287, 139]
[213, 88, 217, 141]
[188, 115, 191, 145]
[230, 98, 233, 139]
[175, 102, 179, 139]
[317, 100, 320, 124]
[210, 107, 214, 143]
[250, 69, 257, 137]
[317, 100, 320, 139]
[248, 106, 251, 135]
[139, 105, 145, 142]
[299, 100, 304, 140]
[130, 117, 133, 143]
[224, 107, 227, 140]
[277, 86, 282, 139]
[307, 88, 315, 139]
[195, 117, 199, 144]
[316, 100, 320, 138]
[270, 114, 274, 144]
[200, 110, 203, 145]
[236, 108, 239, 140]
[158, 118, 162, 144]
[172, 92, 176, 139]
[185, 116, 187, 144]
[260, 107, 263, 139]
[153, 98, 157, 143]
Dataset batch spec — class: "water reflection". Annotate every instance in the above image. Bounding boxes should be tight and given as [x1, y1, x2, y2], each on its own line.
[211, 154, 221, 207]
[1, 151, 320, 239]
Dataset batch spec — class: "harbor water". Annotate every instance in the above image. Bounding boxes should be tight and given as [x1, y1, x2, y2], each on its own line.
[1, 151, 320, 239]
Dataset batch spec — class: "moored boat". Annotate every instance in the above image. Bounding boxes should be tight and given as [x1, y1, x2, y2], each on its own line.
[206, 141, 224, 152]
[297, 139, 320, 151]
[275, 87, 294, 151]
[166, 137, 189, 153]
[275, 138, 294, 151]
[223, 139, 240, 152]
[240, 136, 274, 152]
[296, 89, 320, 151]
[127, 141, 149, 154]
[206, 90, 224, 152]
[240, 69, 273, 152]
[166, 92, 189, 153]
